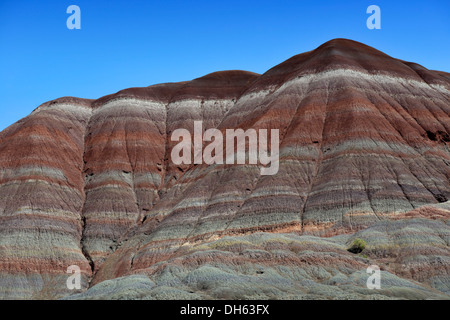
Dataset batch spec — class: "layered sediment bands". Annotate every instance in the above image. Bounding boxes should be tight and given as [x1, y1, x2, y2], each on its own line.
[0, 98, 93, 298]
[68, 218, 450, 300]
[348, 217, 450, 295]
[100, 40, 449, 283]
[0, 39, 449, 298]
[81, 72, 259, 269]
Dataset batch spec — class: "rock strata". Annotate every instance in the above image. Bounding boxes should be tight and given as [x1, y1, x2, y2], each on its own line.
[0, 39, 448, 299]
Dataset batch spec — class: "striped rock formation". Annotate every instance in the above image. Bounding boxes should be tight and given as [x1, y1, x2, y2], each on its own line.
[68, 218, 450, 300]
[0, 39, 449, 299]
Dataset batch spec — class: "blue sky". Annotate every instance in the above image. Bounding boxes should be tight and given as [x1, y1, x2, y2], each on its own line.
[0, 0, 449, 131]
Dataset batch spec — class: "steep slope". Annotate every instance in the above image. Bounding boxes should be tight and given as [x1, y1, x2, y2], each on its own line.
[0, 39, 448, 299]
[0, 97, 94, 298]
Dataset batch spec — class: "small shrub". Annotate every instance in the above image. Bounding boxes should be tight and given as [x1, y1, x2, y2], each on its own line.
[347, 238, 367, 254]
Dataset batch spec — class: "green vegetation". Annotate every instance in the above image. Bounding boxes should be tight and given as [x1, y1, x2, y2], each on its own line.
[347, 238, 367, 254]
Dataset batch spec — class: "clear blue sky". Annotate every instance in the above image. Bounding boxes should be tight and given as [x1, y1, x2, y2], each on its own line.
[0, 0, 449, 131]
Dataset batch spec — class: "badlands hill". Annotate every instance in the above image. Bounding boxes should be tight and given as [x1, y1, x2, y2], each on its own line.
[0, 39, 449, 299]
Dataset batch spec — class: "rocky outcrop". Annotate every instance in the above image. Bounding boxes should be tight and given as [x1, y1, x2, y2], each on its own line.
[0, 39, 448, 299]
